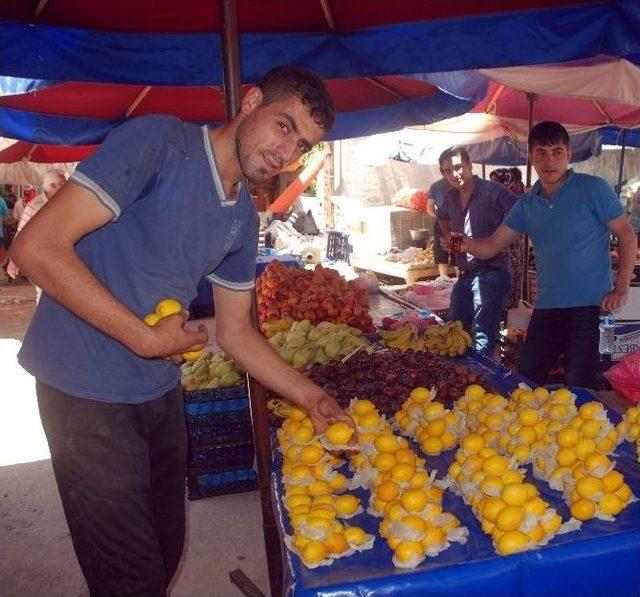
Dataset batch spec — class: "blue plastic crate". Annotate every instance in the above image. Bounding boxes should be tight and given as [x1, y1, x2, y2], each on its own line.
[189, 440, 255, 473]
[188, 468, 258, 500]
[187, 419, 254, 448]
[183, 384, 248, 403]
[326, 230, 352, 262]
[185, 407, 250, 429]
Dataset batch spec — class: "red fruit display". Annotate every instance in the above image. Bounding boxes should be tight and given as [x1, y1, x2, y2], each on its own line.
[306, 350, 491, 414]
[256, 261, 375, 333]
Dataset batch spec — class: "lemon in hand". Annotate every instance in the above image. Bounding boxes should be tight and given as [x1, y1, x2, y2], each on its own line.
[143, 313, 161, 326]
[155, 298, 183, 317]
[325, 422, 354, 445]
[182, 349, 204, 361]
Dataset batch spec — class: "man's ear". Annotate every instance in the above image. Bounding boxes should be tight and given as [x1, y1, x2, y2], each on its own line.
[240, 87, 263, 115]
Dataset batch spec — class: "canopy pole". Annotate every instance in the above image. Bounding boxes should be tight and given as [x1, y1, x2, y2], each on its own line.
[521, 93, 537, 303]
[615, 129, 628, 198]
[220, 3, 282, 595]
[220, 0, 241, 119]
[482, 162, 486, 180]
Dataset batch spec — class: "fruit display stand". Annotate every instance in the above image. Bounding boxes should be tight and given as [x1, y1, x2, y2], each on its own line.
[270, 360, 640, 597]
[350, 253, 445, 285]
[246, 275, 639, 597]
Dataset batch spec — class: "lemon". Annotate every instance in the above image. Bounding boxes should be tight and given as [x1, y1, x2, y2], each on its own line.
[482, 497, 506, 522]
[556, 448, 578, 467]
[427, 418, 446, 437]
[290, 464, 313, 482]
[502, 483, 529, 507]
[284, 484, 308, 496]
[312, 493, 334, 507]
[442, 430, 458, 449]
[324, 531, 349, 555]
[502, 470, 525, 485]
[335, 494, 359, 517]
[352, 399, 376, 416]
[394, 541, 425, 564]
[374, 434, 400, 453]
[497, 530, 529, 555]
[578, 402, 603, 421]
[485, 412, 504, 430]
[518, 426, 538, 446]
[584, 452, 610, 475]
[309, 506, 336, 521]
[293, 534, 310, 551]
[518, 408, 539, 426]
[182, 349, 205, 361]
[402, 514, 428, 534]
[601, 470, 624, 493]
[541, 513, 562, 534]
[390, 463, 415, 484]
[422, 526, 445, 548]
[534, 387, 550, 400]
[373, 452, 396, 472]
[462, 433, 485, 455]
[480, 476, 503, 496]
[513, 445, 530, 464]
[548, 404, 569, 421]
[286, 494, 312, 510]
[385, 500, 406, 521]
[299, 445, 324, 465]
[557, 427, 580, 448]
[422, 437, 444, 455]
[524, 497, 548, 516]
[301, 540, 327, 565]
[465, 384, 487, 399]
[482, 455, 509, 476]
[615, 483, 632, 502]
[598, 493, 625, 516]
[307, 480, 331, 497]
[328, 473, 347, 492]
[293, 426, 314, 444]
[143, 312, 161, 326]
[570, 497, 596, 521]
[376, 480, 400, 502]
[359, 412, 381, 429]
[394, 448, 417, 466]
[409, 470, 429, 488]
[401, 488, 428, 512]
[325, 422, 354, 445]
[424, 402, 446, 418]
[575, 438, 596, 460]
[155, 298, 182, 317]
[496, 506, 524, 532]
[575, 475, 603, 499]
[410, 387, 432, 403]
[344, 526, 366, 546]
[552, 388, 573, 403]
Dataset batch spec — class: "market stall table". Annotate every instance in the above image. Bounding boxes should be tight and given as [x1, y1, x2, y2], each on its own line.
[271, 353, 640, 596]
[351, 253, 452, 284]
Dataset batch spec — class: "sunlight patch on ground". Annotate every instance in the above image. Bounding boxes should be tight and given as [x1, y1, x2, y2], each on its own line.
[0, 339, 50, 466]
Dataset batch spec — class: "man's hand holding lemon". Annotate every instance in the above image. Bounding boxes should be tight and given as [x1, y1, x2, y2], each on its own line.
[143, 298, 208, 362]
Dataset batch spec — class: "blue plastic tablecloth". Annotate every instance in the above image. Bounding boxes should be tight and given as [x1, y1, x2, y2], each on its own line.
[272, 354, 640, 597]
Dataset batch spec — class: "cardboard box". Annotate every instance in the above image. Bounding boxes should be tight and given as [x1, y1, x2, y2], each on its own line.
[362, 206, 434, 252]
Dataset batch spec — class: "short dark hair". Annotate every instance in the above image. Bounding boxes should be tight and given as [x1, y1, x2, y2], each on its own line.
[528, 121, 569, 151]
[258, 65, 335, 132]
[439, 146, 471, 169]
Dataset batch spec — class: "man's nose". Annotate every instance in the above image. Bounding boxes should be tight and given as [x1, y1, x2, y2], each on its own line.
[276, 138, 298, 163]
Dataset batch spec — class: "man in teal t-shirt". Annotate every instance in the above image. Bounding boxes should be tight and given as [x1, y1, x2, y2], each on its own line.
[455, 121, 637, 388]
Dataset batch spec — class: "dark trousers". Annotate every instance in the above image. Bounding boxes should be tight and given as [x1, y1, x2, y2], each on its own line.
[37, 381, 187, 597]
[519, 306, 600, 388]
[432, 218, 454, 266]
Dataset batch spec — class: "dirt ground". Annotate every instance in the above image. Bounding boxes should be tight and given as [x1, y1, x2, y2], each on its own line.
[0, 277, 269, 597]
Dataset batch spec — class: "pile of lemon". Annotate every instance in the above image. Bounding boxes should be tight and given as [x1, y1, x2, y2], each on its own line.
[445, 432, 565, 555]
[143, 298, 203, 361]
[452, 384, 511, 451]
[394, 387, 462, 455]
[617, 406, 640, 462]
[530, 400, 633, 523]
[277, 406, 374, 567]
[344, 400, 467, 568]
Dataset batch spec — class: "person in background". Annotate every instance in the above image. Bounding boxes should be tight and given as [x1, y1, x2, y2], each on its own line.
[10, 65, 353, 596]
[7, 169, 68, 300]
[426, 169, 454, 279]
[457, 121, 637, 387]
[438, 147, 518, 358]
[0, 193, 9, 266]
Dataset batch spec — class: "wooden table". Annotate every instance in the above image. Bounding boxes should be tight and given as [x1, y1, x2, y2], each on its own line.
[351, 254, 454, 284]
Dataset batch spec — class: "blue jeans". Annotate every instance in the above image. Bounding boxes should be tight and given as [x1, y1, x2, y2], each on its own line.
[448, 269, 510, 357]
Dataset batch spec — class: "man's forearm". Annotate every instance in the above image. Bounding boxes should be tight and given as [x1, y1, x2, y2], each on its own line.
[219, 324, 324, 410]
[465, 237, 501, 260]
[12, 239, 155, 356]
[615, 229, 638, 291]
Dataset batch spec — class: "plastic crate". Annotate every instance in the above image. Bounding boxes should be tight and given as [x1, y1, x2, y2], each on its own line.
[185, 407, 250, 429]
[187, 419, 254, 448]
[183, 384, 247, 403]
[189, 440, 255, 473]
[188, 468, 258, 500]
[325, 231, 352, 262]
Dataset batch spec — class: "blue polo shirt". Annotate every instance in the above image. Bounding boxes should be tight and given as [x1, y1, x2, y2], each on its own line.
[18, 115, 259, 403]
[504, 169, 623, 309]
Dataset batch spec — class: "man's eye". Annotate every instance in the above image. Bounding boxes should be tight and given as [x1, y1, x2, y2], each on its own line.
[297, 141, 307, 153]
[279, 122, 289, 133]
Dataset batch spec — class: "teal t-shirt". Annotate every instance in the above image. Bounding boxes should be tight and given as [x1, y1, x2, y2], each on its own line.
[504, 169, 623, 309]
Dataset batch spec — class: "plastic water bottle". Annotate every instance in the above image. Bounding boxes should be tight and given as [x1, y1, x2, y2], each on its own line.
[598, 313, 616, 355]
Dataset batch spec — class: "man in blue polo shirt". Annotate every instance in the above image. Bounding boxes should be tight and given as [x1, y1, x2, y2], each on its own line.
[438, 146, 518, 358]
[426, 173, 454, 278]
[458, 121, 637, 388]
[10, 66, 353, 595]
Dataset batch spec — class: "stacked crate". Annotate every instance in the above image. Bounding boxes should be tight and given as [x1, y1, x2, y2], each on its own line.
[184, 384, 258, 500]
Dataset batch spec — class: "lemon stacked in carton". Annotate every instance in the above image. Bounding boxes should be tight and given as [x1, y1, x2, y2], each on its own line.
[394, 387, 462, 455]
[277, 406, 374, 568]
[341, 399, 467, 568]
[617, 406, 640, 462]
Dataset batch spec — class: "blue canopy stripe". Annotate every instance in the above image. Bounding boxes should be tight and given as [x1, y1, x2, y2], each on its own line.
[1, 2, 639, 85]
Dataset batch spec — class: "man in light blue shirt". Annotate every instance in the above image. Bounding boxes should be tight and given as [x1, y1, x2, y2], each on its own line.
[10, 66, 353, 595]
[458, 121, 637, 387]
